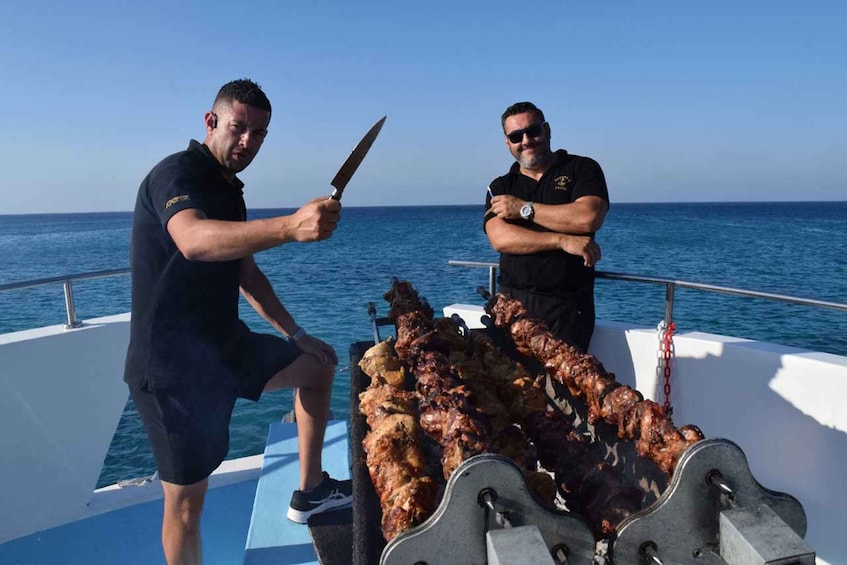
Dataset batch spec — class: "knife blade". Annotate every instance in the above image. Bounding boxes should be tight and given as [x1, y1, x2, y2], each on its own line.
[329, 115, 386, 201]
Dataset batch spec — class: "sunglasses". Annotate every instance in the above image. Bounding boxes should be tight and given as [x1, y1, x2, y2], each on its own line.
[505, 122, 546, 144]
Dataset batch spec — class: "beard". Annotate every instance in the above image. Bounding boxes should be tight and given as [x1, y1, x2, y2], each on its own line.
[511, 134, 553, 170]
[517, 145, 553, 170]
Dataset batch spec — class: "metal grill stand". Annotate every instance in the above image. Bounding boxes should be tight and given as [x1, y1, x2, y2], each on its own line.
[381, 455, 596, 565]
[613, 439, 813, 565]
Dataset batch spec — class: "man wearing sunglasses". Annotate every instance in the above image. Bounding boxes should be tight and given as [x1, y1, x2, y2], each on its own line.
[484, 101, 609, 352]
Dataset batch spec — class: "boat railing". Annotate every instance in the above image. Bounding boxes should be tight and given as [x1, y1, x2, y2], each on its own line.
[0, 268, 130, 329]
[447, 260, 847, 325]
[2, 263, 846, 332]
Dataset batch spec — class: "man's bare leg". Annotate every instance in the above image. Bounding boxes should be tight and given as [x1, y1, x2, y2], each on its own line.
[161, 479, 208, 565]
[265, 354, 334, 490]
[294, 378, 332, 490]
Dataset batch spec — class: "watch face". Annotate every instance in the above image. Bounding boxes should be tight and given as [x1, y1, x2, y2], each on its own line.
[520, 204, 532, 219]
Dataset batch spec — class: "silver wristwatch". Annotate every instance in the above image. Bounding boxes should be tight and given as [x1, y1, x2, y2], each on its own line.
[520, 201, 535, 221]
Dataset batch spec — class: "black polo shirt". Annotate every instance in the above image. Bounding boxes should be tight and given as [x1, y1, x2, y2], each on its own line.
[124, 140, 248, 390]
[483, 150, 609, 294]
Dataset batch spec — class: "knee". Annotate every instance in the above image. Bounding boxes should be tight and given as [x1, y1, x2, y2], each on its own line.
[163, 483, 207, 528]
[294, 356, 335, 391]
[314, 362, 335, 389]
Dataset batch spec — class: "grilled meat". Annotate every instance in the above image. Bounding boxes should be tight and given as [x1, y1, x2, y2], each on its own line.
[487, 293, 704, 475]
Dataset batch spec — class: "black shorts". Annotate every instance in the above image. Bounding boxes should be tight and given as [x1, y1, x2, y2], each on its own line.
[131, 330, 301, 485]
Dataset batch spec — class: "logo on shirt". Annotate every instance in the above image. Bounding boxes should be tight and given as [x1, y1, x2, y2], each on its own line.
[165, 195, 190, 209]
[554, 176, 571, 191]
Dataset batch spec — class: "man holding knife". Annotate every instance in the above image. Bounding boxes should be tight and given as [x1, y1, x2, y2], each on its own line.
[125, 79, 360, 565]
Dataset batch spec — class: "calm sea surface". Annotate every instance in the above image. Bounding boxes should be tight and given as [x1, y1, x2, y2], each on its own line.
[1, 202, 845, 486]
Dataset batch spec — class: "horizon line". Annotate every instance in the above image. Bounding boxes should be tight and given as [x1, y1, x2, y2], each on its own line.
[2, 199, 846, 217]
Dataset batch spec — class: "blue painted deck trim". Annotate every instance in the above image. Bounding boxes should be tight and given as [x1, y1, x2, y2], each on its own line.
[243, 420, 350, 565]
[0, 477, 257, 565]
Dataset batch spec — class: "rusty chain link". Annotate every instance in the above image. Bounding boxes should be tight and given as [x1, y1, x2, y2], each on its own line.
[656, 320, 676, 414]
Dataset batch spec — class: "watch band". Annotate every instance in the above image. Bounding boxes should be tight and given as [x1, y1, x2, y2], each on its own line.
[290, 327, 307, 341]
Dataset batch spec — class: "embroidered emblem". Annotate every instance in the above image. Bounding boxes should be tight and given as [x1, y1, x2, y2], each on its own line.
[554, 176, 570, 191]
[165, 195, 190, 209]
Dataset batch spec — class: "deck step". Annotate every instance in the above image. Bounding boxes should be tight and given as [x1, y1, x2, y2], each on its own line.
[243, 420, 351, 565]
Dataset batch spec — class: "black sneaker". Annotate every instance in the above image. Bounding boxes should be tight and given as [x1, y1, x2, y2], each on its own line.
[287, 471, 353, 523]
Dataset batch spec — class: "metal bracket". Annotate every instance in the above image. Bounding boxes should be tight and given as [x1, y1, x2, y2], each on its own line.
[381, 454, 596, 565]
[612, 439, 809, 564]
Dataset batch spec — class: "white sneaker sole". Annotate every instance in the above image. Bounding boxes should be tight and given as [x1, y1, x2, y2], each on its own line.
[286, 496, 353, 524]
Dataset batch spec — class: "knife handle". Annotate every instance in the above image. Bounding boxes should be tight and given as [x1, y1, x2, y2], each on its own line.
[329, 188, 343, 201]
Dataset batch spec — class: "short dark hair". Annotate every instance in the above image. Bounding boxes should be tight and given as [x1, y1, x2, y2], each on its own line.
[501, 101, 544, 129]
[213, 78, 272, 116]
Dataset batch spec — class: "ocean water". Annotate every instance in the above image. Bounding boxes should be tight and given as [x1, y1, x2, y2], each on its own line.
[1, 202, 845, 487]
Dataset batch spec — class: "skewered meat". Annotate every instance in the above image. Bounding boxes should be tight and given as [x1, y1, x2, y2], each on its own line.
[358, 343, 438, 540]
[411, 350, 494, 478]
[386, 281, 639, 534]
[383, 281, 497, 479]
[363, 280, 701, 540]
[461, 323, 643, 535]
[358, 337, 407, 387]
[487, 293, 705, 475]
[384, 280, 433, 320]
[435, 322, 558, 509]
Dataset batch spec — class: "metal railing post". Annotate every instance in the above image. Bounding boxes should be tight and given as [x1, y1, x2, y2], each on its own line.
[664, 283, 675, 327]
[1, 268, 129, 330]
[63, 280, 83, 329]
[489, 266, 497, 298]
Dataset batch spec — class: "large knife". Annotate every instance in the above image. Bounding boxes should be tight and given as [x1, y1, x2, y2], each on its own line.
[329, 115, 386, 201]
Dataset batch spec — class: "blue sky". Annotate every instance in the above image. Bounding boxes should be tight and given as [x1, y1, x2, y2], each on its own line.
[1, 1, 844, 214]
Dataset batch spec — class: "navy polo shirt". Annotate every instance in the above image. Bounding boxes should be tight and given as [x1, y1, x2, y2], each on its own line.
[124, 140, 248, 390]
[484, 150, 609, 294]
